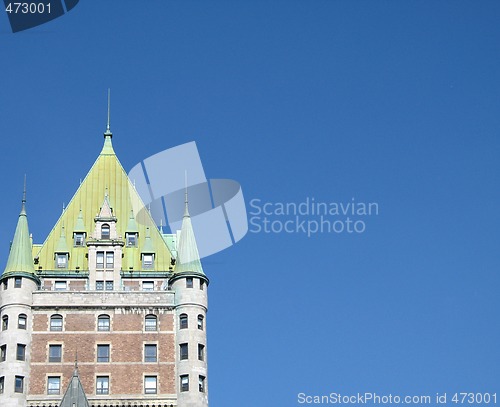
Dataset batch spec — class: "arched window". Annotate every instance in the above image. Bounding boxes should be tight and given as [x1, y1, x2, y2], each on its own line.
[197, 315, 204, 330]
[2, 316, 8, 331]
[101, 224, 110, 239]
[179, 314, 188, 329]
[50, 315, 63, 331]
[97, 314, 110, 331]
[18, 314, 27, 330]
[145, 314, 157, 331]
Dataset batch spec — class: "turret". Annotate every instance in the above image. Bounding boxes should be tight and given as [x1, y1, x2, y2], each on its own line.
[0, 185, 39, 407]
[169, 191, 209, 407]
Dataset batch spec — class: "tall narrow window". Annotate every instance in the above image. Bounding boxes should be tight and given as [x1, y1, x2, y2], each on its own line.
[97, 345, 110, 362]
[145, 315, 157, 331]
[74, 233, 85, 247]
[105, 281, 114, 291]
[180, 343, 188, 360]
[55, 254, 68, 269]
[0, 345, 6, 362]
[197, 315, 204, 330]
[144, 376, 157, 394]
[199, 375, 206, 393]
[186, 277, 193, 288]
[142, 254, 154, 269]
[2, 316, 8, 331]
[50, 315, 63, 331]
[16, 344, 26, 361]
[200, 279, 205, 290]
[98, 315, 110, 331]
[180, 375, 189, 392]
[180, 314, 188, 329]
[126, 232, 137, 247]
[101, 224, 110, 239]
[198, 344, 205, 361]
[0, 376, 4, 394]
[106, 252, 114, 268]
[15, 376, 24, 393]
[144, 344, 157, 362]
[14, 277, 22, 288]
[49, 344, 62, 362]
[47, 376, 61, 395]
[96, 252, 104, 268]
[96, 376, 109, 394]
[18, 314, 27, 330]
[2, 280, 7, 290]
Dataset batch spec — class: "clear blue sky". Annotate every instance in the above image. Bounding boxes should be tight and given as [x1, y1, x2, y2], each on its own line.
[1, 1, 499, 406]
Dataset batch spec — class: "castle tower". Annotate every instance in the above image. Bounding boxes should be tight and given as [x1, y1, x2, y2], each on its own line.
[0, 186, 40, 407]
[170, 191, 209, 407]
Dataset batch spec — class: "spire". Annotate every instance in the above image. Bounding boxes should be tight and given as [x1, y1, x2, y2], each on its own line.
[55, 223, 70, 254]
[175, 187, 204, 275]
[126, 209, 139, 233]
[59, 359, 90, 407]
[3, 180, 35, 276]
[74, 208, 86, 233]
[142, 227, 155, 253]
[101, 89, 115, 155]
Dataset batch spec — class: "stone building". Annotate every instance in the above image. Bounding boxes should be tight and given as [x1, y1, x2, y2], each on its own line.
[0, 123, 209, 407]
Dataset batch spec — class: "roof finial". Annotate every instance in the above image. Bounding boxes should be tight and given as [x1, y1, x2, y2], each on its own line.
[21, 174, 27, 215]
[183, 170, 189, 218]
[74, 351, 78, 374]
[104, 88, 112, 138]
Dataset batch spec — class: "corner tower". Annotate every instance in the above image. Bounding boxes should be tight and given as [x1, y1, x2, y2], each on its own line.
[170, 192, 209, 407]
[0, 186, 40, 407]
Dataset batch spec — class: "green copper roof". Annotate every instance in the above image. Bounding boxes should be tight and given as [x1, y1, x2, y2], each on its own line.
[126, 209, 139, 233]
[55, 225, 70, 254]
[36, 133, 173, 272]
[142, 227, 155, 253]
[3, 196, 35, 276]
[59, 367, 90, 407]
[174, 199, 204, 275]
[73, 209, 86, 233]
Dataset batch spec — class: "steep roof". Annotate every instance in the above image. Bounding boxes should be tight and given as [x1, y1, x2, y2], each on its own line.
[174, 195, 204, 275]
[2, 191, 36, 278]
[35, 132, 173, 272]
[59, 367, 90, 407]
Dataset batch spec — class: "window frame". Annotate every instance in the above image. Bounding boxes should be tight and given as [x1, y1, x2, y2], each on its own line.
[144, 375, 157, 394]
[14, 376, 24, 393]
[50, 314, 63, 331]
[49, 344, 62, 363]
[199, 375, 206, 393]
[47, 376, 61, 395]
[73, 232, 85, 247]
[16, 344, 26, 361]
[97, 344, 110, 363]
[14, 277, 22, 288]
[180, 314, 188, 330]
[180, 343, 188, 360]
[97, 314, 110, 332]
[180, 375, 189, 392]
[198, 344, 205, 361]
[197, 315, 204, 330]
[144, 344, 157, 363]
[18, 314, 27, 330]
[101, 224, 110, 239]
[145, 314, 157, 331]
[2, 316, 8, 331]
[186, 277, 193, 288]
[96, 376, 109, 395]
[0, 345, 6, 362]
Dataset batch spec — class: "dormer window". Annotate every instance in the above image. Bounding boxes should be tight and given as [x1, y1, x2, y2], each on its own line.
[101, 224, 110, 239]
[126, 232, 138, 247]
[142, 253, 154, 270]
[55, 254, 68, 269]
[73, 232, 85, 247]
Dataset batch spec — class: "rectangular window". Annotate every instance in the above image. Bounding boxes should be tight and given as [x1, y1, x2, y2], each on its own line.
[200, 279, 204, 290]
[142, 281, 154, 291]
[144, 376, 157, 394]
[0, 376, 4, 394]
[180, 375, 189, 392]
[47, 376, 61, 395]
[98, 315, 110, 331]
[180, 314, 188, 329]
[2, 280, 7, 290]
[96, 252, 104, 268]
[2, 316, 7, 331]
[198, 344, 205, 361]
[56, 254, 67, 269]
[105, 281, 114, 291]
[49, 344, 62, 362]
[144, 344, 157, 362]
[186, 277, 193, 288]
[106, 252, 114, 268]
[199, 375, 206, 393]
[0, 345, 6, 362]
[14, 277, 22, 288]
[145, 315, 157, 331]
[97, 344, 110, 362]
[74, 233, 85, 247]
[96, 376, 109, 395]
[180, 343, 188, 360]
[96, 281, 104, 291]
[142, 254, 154, 269]
[15, 376, 24, 393]
[16, 344, 26, 361]
[126, 233, 137, 247]
[18, 315, 27, 329]
[54, 281, 67, 291]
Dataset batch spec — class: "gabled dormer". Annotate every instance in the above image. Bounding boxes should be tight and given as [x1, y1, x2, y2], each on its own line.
[141, 227, 155, 270]
[73, 209, 87, 247]
[125, 209, 139, 247]
[54, 224, 70, 269]
[93, 194, 118, 241]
